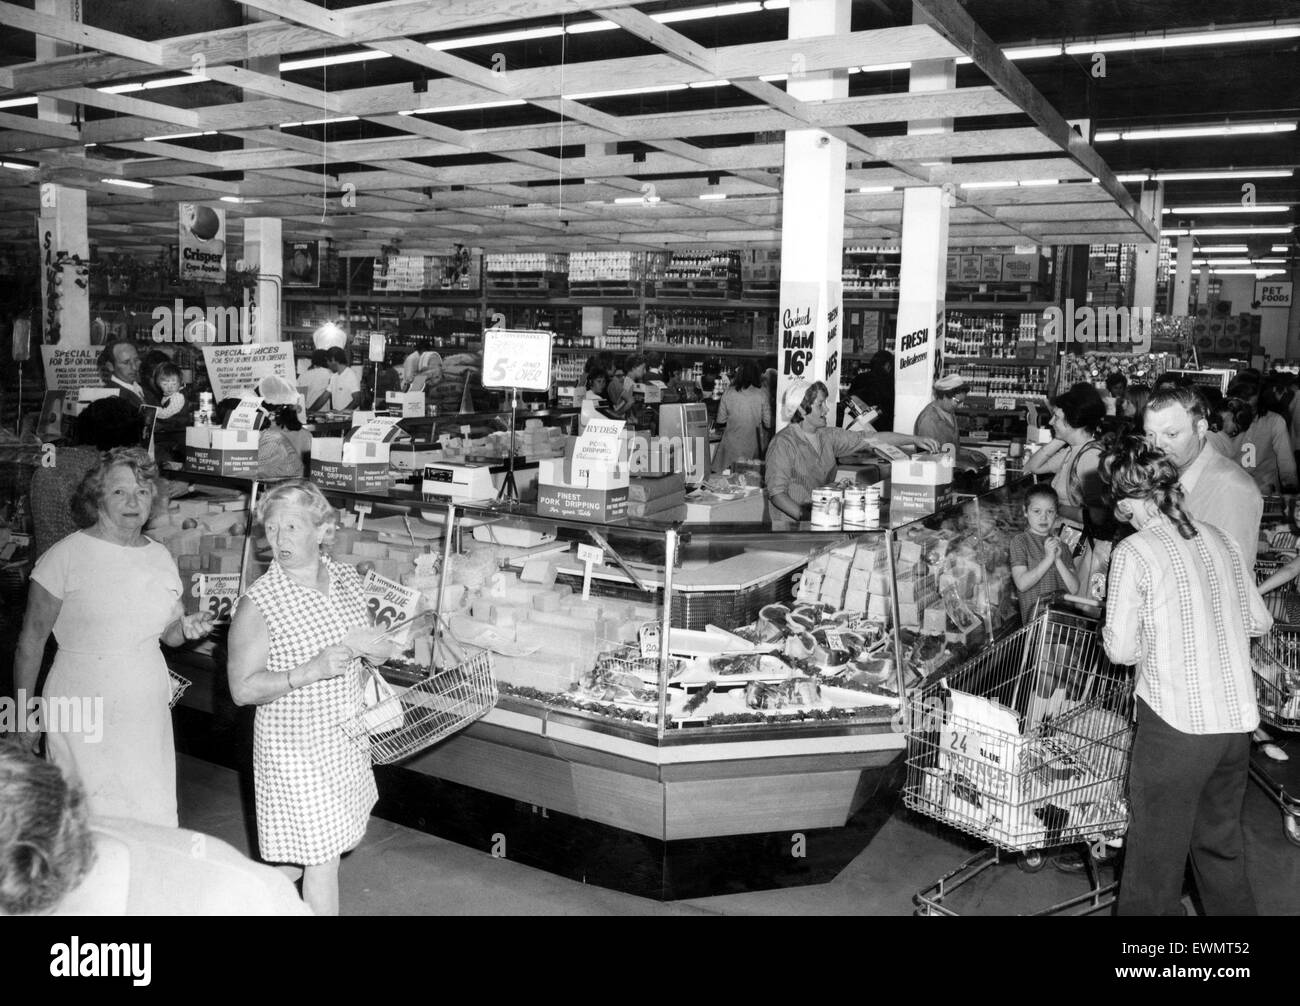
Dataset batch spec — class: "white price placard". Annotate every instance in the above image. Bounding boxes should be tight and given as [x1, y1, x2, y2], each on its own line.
[361, 570, 421, 630]
[994, 396, 1016, 411]
[482, 329, 553, 391]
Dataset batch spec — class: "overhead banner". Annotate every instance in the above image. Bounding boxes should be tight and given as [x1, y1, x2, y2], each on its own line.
[41, 344, 102, 392]
[201, 341, 295, 401]
[178, 203, 226, 282]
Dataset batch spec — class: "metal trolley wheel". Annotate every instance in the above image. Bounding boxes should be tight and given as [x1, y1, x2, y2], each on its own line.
[1016, 849, 1048, 873]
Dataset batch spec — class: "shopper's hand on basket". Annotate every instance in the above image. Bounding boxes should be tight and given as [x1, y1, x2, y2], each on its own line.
[310, 644, 354, 682]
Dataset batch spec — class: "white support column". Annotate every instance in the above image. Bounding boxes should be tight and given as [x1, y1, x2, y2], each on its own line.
[1172, 235, 1195, 315]
[37, 184, 90, 347]
[892, 44, 954, 435]
[243, 218, 282, 344]
[775, 0, 849, 431]
[35, 0, 89, 347]
[1132, 183, 1164, 312]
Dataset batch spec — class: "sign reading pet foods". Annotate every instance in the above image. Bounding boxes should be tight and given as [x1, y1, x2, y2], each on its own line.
[1256, 281, 1292, 308]
[201, 341, 295, 401]
[178, 203, 226, 282]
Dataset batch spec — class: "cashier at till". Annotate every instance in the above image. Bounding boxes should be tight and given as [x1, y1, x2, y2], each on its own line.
[765, 378, 940, 522]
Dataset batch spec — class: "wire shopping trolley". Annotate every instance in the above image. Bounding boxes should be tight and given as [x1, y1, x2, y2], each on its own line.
[903, 607, 1135, 916]
[1249, 611, 1300, 847]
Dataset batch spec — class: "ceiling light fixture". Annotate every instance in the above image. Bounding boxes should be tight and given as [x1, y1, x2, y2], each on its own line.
[279, 115, 359, 128]
[101, 178, 154, 189]
[1116, 168, 1295, 182]
[142, 130, 217, 142]
[280, 51, 388, 72]
[1065, 24, 1300, 55]
[0, 96, 38, 109]
[0, 160, 37, 171]
[1162, 226, 1295, 235]
[1096, 122, 1297, 142]
[857, 186, 895, 193]
[699, 193, 727, 200]
[564, 83, 690, 100]
[399, 99, 526, 116]
[1165, 203, 1293, 213]
[614, 195, 660, 204]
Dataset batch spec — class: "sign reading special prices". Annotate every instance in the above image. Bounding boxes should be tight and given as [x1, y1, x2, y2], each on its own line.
[482, 329, 553, 391]
[201, 341, 296, 401]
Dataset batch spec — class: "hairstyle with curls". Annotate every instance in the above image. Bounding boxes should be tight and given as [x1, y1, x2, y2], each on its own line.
[71, 446, 159, 529]
[1051, 383, 1106, 435]
[73, 396, 143, 451]
[255, 479, 337, 546]
[0, 739, 97, 916]
[585, 367, 608, 390]
[1100, 435, 1198, 540]
[1144, 384, 1210, 425]
[1105, 372, 1128, 394]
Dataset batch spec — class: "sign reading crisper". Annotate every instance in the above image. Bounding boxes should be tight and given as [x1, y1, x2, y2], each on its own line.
[178, 203, 226, 282]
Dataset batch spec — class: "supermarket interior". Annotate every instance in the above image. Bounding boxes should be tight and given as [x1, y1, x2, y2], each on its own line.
[0, 0, 1299, 922]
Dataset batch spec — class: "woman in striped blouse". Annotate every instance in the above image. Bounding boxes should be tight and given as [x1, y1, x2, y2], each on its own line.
[1101, 436, 1271, 916]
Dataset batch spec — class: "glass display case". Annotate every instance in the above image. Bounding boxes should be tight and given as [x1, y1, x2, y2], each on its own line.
[155, 468, 1033, 844]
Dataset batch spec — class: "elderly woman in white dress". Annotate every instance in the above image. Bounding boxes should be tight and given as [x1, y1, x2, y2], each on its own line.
[14, 447, 213, 826]
[227, 480, 380, 915]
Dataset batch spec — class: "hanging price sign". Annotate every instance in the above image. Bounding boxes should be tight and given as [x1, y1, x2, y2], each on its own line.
[482, 329, 553, 391]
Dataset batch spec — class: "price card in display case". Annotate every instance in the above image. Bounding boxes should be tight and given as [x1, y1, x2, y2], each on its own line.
[197, 573, 242, 624]
[482, 329, 553, 391]
[361, 570, 421, 630]
[994, 396, 1016, 411]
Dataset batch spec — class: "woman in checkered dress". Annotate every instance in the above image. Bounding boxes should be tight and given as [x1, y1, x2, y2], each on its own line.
[227, 481, 377, 915]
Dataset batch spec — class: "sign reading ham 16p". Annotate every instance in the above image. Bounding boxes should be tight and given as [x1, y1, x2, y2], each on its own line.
[781, 302, 815, 377]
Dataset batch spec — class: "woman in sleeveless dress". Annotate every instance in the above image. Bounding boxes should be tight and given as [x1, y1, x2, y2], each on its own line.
[227, 480, 377, 916]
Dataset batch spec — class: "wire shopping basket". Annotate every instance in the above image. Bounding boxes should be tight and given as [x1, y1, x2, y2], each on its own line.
[339, 648, 498, 766]
[903, 608, 1134, 914]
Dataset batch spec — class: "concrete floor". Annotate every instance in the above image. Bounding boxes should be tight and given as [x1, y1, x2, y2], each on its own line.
[176, 739, 1300, 916]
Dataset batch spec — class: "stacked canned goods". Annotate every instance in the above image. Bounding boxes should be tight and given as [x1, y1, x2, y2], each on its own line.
[811, 486, 844, 530]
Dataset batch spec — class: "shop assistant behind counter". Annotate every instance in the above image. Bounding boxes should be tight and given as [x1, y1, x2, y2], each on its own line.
[765, 379, 938, 522]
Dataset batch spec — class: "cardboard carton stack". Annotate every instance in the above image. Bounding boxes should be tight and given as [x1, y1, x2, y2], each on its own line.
[890, 453, 955, 521]
[146, 497, 250, 612]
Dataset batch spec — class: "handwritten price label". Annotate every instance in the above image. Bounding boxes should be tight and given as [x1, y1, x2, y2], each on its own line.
[482, 329, 553, 391]
[361, 570, 421, 630]
[197, 573, 241, 624]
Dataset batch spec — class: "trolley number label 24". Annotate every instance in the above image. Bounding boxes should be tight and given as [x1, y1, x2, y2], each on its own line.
[941, 727, 1004, 767]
